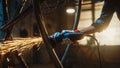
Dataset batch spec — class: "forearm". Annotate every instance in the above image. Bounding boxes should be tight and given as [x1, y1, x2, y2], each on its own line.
[79, 25, 97, 35]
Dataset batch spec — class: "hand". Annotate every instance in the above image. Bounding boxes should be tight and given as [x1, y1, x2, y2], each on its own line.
[50, 32, 63, 43]
[49, 30, 75, 44]
[50, 30, 85, 44]
[61, 30, 84, 41]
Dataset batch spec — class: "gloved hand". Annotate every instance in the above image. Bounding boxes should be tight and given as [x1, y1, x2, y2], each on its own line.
[61, 30, 84, 41]
[50, 30, 84, 44]
[50, 32, 63, 44]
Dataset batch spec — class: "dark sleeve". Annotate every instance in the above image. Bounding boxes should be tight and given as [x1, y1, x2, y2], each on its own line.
[92, 1, 115, 32]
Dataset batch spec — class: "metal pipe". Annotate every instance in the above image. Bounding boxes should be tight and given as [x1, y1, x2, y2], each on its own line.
[32, 0, 63, 68]
[61, 0, 82, 63]
[0, 5, 33, 32]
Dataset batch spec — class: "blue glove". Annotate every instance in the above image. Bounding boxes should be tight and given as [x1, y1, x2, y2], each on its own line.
[61, 30, 83, 41]
[50, 30, 84, 44]
[50, 30, 76, 43]
[50, 32, 63, 43]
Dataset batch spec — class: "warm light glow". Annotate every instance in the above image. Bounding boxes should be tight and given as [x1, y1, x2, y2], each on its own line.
[66, 8, 75, 14]
[77, 3, 120, 46]
[78, 28, 118, 45]
[96, 28, 119, 45]
[99, 28, 116, 39]
[77, 36, 89, 45]
[95, 13, 120, 45]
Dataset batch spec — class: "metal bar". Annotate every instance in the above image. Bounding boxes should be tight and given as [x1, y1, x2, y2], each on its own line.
[4, 0, 21, 40]
[32, 0, 63, 68]
[0, 5, 33, 32]
[16, 52, 30, 68]
[61, 0, 82, 63]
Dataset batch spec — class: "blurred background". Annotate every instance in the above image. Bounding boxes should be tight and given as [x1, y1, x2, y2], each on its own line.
[6, 0, 120, 68]
[12, 0, 120, 46]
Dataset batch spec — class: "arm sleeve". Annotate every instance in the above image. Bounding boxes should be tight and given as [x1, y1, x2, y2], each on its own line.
[92, 1, 115, 32]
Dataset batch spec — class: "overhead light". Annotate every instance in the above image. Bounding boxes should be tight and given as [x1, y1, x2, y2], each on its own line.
[66, 0, 75, 14]
[66, 8, 75, 14]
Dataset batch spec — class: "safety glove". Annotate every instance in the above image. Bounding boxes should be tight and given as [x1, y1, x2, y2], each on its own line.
[49, 32, 63, 48]
[49, 30, 85, 46]
[61, 30, 84, 41]
[49, 32, 63, 43]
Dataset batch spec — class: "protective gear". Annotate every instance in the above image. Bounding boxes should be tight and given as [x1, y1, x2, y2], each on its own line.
[50, 32, 63, 44]
[49, 32, 63, 48]
[61, 30, 83, 41]
[50, 30, 84, 44]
